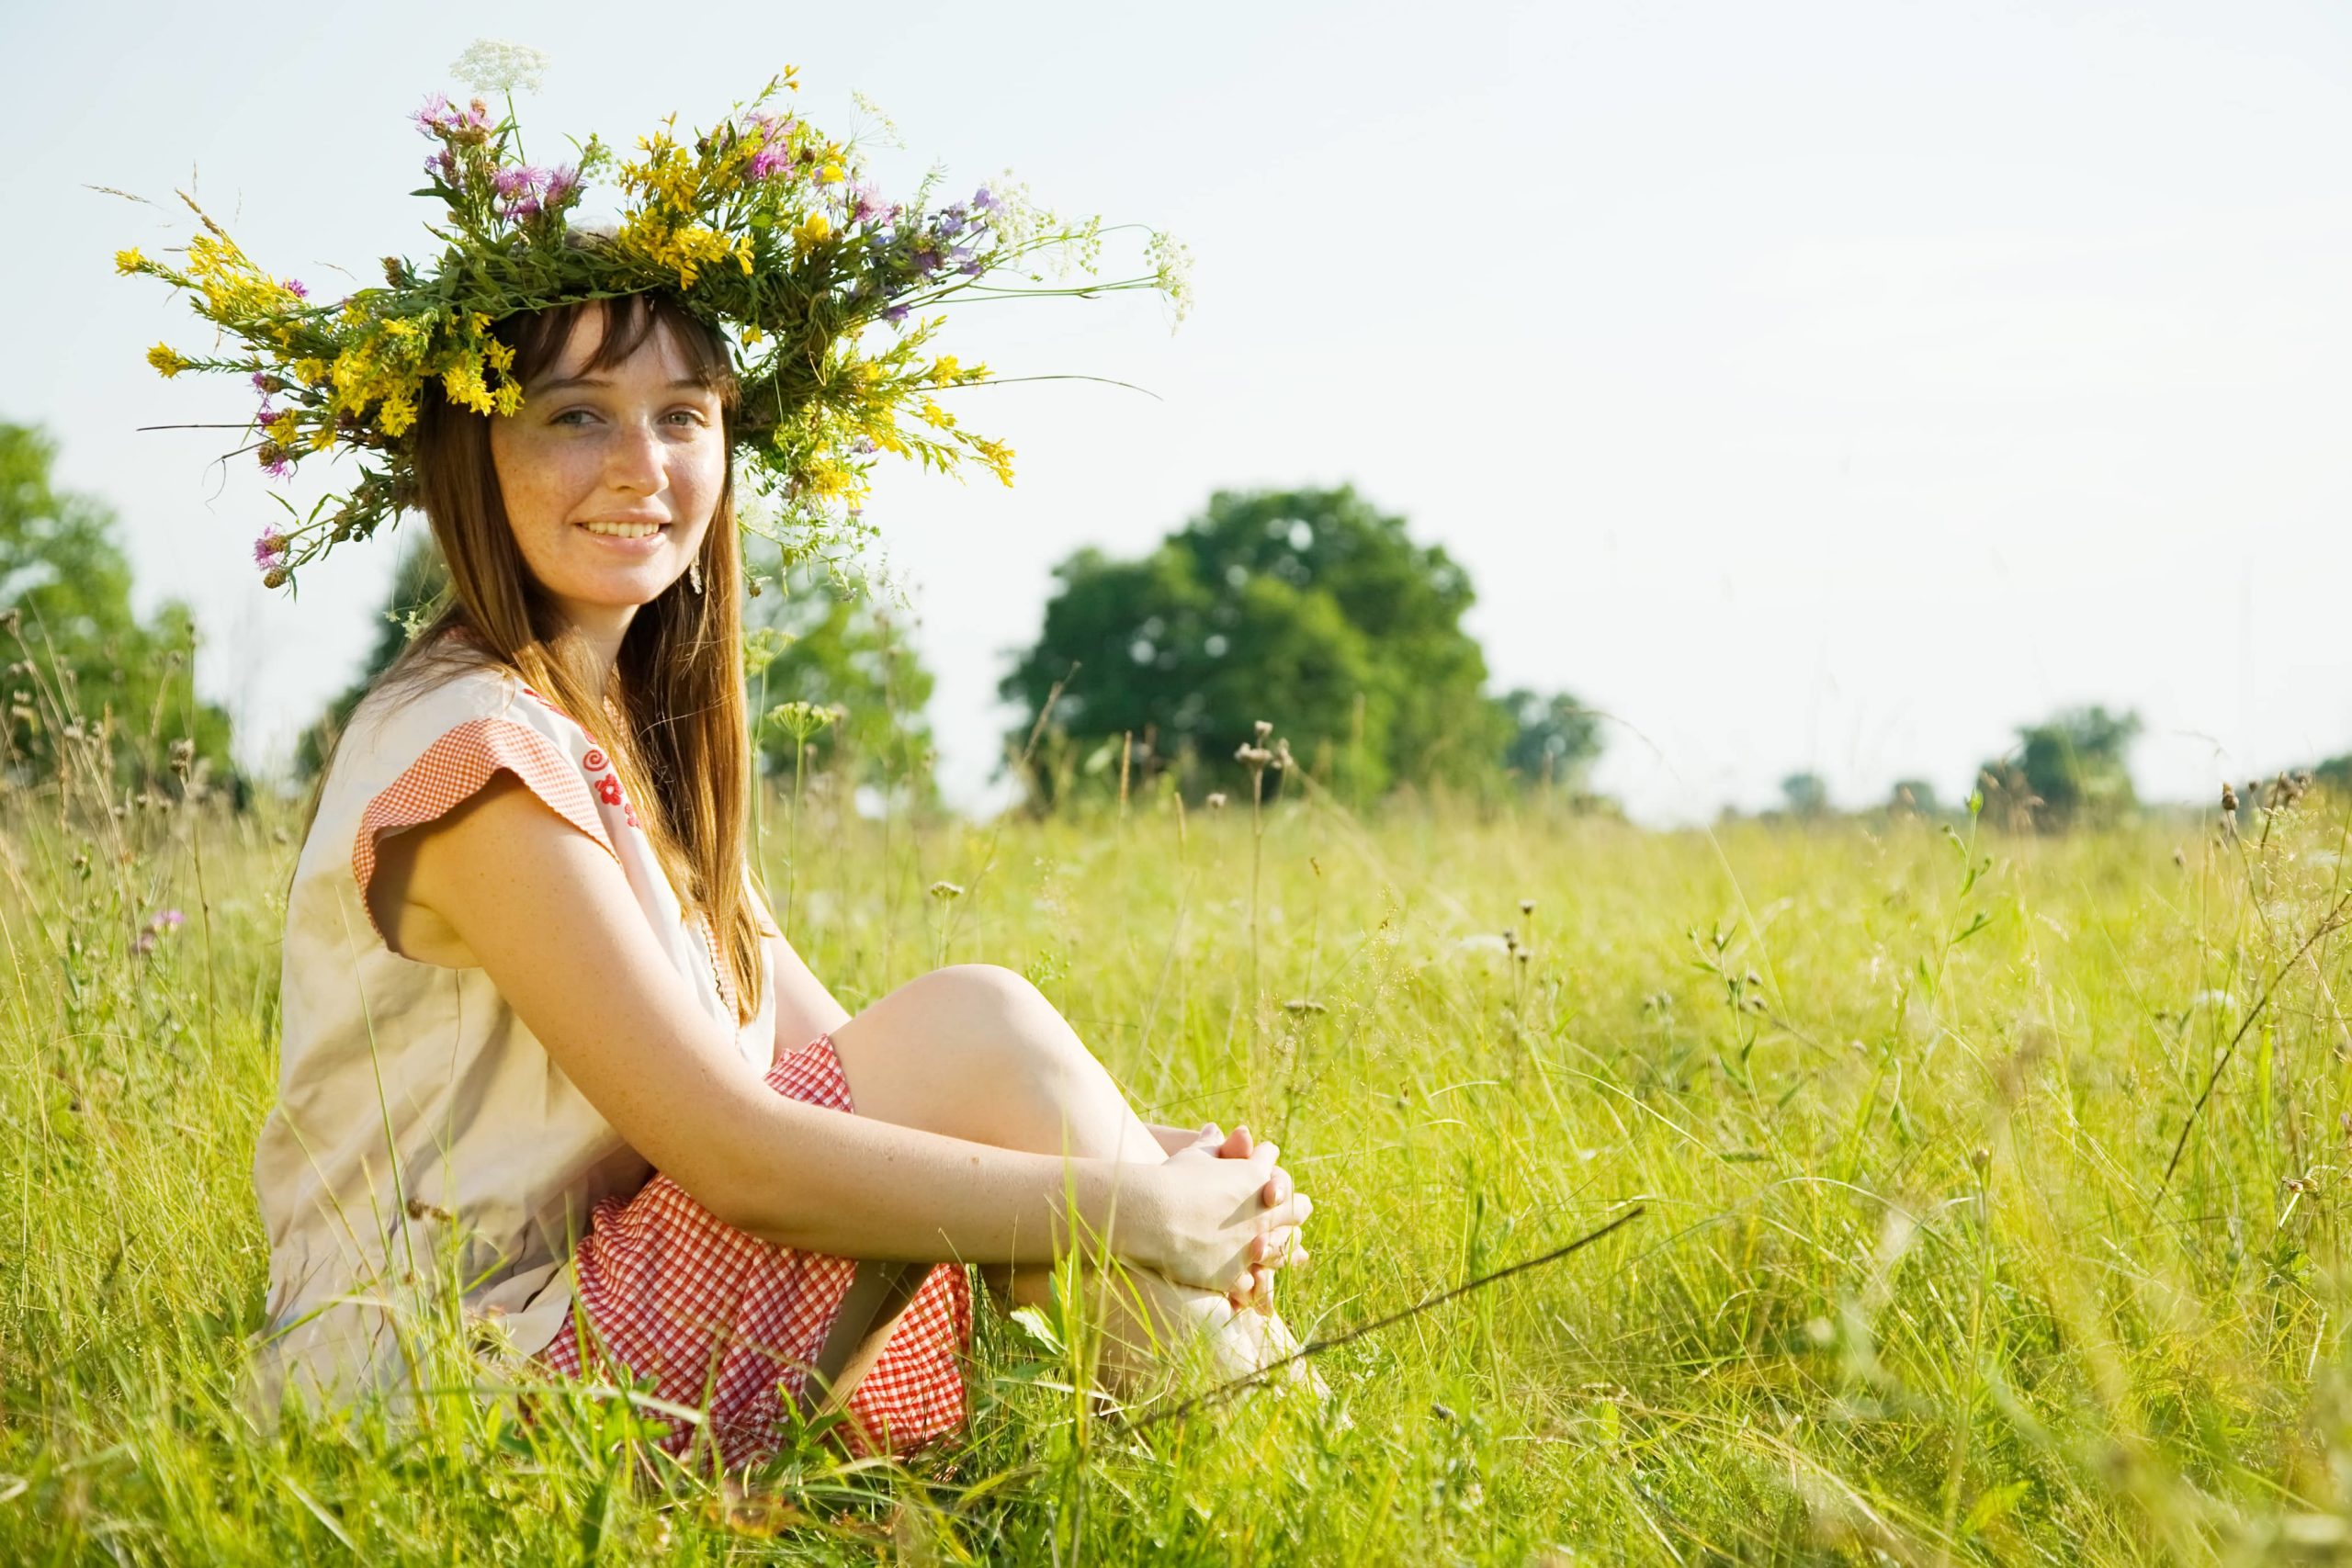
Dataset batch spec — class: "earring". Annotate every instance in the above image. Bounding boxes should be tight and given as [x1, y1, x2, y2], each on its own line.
[688, 558, 705, 595]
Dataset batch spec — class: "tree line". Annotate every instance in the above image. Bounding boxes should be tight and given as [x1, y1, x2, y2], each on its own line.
[5, 415, 2339, 830]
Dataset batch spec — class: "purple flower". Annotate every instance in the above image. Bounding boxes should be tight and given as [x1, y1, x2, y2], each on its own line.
[935, 207, 967, 241]
[492, 164, 576, 223]
[251, 371, 272, 391]
[953, 246, 982, 276]
[264, 457, 294, 481]
[254, 401, 277, 429]
[912, 245, 942, 276]
[853, 436, 877, 456]
[413, 93, 453, 136]
[135, 908, 187, 954]
[254, 528, 288, 571]
[283, 278, 308, 299]
[849, 183, 887, 224]
[884, 304, 910, 326]
[972, 186, 1000, 212]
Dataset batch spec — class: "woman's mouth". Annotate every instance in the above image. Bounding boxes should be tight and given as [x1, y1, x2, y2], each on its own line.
[577, 520, 667, 540]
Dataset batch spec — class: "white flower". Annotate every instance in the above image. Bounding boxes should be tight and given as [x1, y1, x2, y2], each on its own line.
[1146, 230, 1195, 328]
[850, 90, 905, 150]
[451, 38, 549, 96]
[983, 171, 1044, 249]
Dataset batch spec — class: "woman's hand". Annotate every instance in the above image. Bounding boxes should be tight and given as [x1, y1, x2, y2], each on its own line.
[1131, 1133, 1313, 1303]
[1157, 1122, 1309, 1304]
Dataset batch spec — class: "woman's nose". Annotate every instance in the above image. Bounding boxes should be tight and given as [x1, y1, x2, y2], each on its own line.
[602, 421, 667, 494]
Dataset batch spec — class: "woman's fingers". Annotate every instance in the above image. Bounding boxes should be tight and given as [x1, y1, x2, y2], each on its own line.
[1261, 1166, 1293, 1207]
[1250, 1226, 1307, 1265]
[1257, 1190, 1311, 1231]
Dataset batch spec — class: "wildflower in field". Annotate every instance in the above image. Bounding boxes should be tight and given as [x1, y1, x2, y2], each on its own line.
[928, 880, 964, 900]
[130, 908, 186, 957]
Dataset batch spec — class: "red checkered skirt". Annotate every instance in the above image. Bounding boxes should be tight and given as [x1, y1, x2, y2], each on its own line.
[540, 1032, 972, 1464]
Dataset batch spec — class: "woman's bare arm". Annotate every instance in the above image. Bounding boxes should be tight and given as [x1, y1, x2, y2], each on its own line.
[395, 773, 1297, 1291]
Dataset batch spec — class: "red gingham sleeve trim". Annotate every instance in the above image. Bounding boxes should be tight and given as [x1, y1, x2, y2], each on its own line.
[352, 716, 619, 948]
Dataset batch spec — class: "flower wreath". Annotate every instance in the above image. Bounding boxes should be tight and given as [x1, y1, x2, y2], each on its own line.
[118, 41, 1193, 590]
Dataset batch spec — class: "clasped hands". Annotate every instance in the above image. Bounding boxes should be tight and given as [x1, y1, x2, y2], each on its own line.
[1148, 1120, 1312, 1309]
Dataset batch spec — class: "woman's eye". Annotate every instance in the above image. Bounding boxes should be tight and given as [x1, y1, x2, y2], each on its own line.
[664, 409, 709, 427]
[551, 408, 597, 426]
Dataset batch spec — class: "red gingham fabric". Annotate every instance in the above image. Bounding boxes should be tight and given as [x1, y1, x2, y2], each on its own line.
[352, 715, 616, 945]
[542, 1032, 973, 1464]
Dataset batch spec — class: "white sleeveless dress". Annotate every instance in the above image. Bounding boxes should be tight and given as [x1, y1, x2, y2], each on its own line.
[251, 654, 777, 1415]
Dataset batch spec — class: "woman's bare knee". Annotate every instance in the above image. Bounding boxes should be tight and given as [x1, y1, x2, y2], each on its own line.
[832, 964, 1145, 1158]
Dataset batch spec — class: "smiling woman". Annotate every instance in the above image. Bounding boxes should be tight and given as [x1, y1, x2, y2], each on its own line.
[120, 57, 1296, 1470]
[260, 287, 1319, 1465]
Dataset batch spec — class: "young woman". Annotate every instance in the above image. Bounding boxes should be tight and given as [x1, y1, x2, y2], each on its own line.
[255, 289, 1315, 1463]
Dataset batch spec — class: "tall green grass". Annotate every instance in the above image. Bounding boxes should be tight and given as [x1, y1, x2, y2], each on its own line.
[6, 677, 2352, 1562]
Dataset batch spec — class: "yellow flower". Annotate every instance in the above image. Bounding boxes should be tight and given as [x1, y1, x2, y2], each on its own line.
[441, 361, 494, 415]
[114, 247, 146, 275]
[740, 324, 765, 348]
[379, 396, 418, 436]
[927, 355, 960, 386]
[819, 163, 844, 185]
[974, 436, 1016, 487]
[146, 344, 189, 378]
[918, 397, 956, 430]
[266, 412, 300, 445]
[293, 358, 328, 384]
[492, 381, 524, 417]
[797, 211, 831, 245]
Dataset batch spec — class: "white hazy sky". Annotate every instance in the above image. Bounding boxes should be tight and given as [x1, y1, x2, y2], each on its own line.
[10, 0, 2351, 821]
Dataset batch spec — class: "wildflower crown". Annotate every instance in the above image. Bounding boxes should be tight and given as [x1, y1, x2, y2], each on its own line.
[119, 52, 1193, 590]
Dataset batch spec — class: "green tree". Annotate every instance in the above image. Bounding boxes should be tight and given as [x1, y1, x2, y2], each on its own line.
[0, 422, 235, 796]
[746, 555, 935, 801]
[1499, 688, 1602, 791]
[1886, 777, 1940, 817]
[1001, 486, 1512, 803]
[1977, 705, 2141, 829]
[1780, 771, 1831, 819]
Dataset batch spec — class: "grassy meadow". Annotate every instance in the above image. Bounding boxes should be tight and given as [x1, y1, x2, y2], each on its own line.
[8, 716, 2352, 1563]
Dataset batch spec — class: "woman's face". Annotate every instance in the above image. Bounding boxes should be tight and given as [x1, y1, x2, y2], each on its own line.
[488, 302, 726, 626]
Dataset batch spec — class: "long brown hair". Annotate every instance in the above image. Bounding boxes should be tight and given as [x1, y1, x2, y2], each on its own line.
[306, 292, 766, 1024]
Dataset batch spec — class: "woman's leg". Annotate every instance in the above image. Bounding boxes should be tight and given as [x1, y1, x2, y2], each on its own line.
[824, 964, 1303, 1393]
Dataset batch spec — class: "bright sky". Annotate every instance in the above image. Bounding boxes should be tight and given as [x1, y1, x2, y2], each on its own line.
[10, 1, 2351, 821]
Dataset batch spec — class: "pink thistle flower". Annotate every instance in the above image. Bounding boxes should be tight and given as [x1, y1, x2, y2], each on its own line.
[254, 528, 289, 571]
